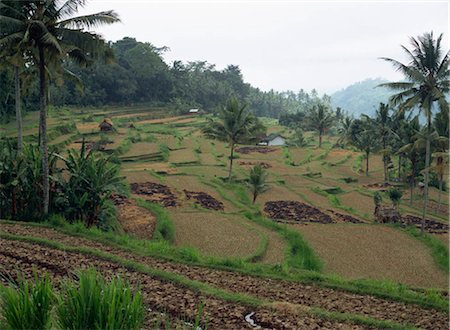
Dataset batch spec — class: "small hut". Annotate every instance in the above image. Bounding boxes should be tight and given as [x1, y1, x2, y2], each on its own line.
[99, 118, 113, 132]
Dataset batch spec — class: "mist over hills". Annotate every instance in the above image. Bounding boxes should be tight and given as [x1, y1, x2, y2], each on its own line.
[331, 78, 392, 118]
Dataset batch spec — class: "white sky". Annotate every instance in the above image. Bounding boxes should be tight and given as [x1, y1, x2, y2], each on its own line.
[79, 0, 449, 94]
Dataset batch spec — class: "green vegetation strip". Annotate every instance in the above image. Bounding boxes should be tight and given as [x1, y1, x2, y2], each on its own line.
[0, 220, 447, 312]
[0, 232, 419, 330]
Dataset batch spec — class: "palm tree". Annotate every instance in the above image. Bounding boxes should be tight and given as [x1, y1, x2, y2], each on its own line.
[0, 0, 120, 214]
[248, 164, 268, 204]
[0, 1, 30, 153]
[203, 97, 265, 181]
[307, 102, 334, 148]
[380, 32, 449, 231]
[336, 116, 354, 147]
[349, 119, 380, 176]
[364, 103, 396, 182]
[396, 116, 421, 205]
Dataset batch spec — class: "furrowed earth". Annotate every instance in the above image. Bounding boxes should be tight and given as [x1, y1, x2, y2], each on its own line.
[1, 106, 448, 329]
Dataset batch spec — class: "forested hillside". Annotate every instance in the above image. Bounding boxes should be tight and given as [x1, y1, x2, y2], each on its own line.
[0, 37, 329, 121]
[331, 78, 392, 117]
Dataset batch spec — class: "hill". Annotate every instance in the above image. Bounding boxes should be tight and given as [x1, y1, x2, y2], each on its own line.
[331, 78, 392, 117]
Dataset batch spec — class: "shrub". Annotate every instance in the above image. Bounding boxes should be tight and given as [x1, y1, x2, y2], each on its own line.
[57, 270, 144, 330]
[0, 273, 55, 330]
[388, 188, 403, 209]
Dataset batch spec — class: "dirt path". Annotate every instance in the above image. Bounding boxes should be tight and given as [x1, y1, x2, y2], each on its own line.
[0, 239, 363, 330]
[0, 223, 447, 329]
[295, 223, 448, 289]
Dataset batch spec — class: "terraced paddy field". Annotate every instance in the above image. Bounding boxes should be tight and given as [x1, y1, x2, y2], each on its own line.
[1, 107, 449, 329]
[295, 223, 448, 288]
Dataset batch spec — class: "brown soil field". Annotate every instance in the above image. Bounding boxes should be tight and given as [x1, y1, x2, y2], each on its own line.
[122, 142, 159, 157]
[164, 175, 235, 211]
[0, 223, 447, 329]
[122, 170, 159, 184]
[255, 184, 303, 208]
[168, 208, 261, 259]
[1, 239, 355, 330]
[137, 115, 188, 125]
[340, 191, 375, 217]
[169, 148, 198, 164]
[76, 122, 99, 133]
[115, 198, 156, 240]
[295, 223, 449, 289]
[120, 162, 178, 175]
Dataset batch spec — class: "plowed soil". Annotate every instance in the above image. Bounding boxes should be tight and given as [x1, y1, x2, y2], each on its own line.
[0, 223, 447, 330]
[400, 214, 449, 234]
[264, 201, 333, 224]
[111, 195, 156, 240]
[183, 190, 224, 211]
[131, 182, 178, 207]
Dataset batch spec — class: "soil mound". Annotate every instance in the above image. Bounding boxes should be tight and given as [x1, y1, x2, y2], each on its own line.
[401, 215, 449, 234]
[183, 190, 224, 211]
[110, 194, 156, 239]
[235, 147, 276, 154]
[131, 182, 178, 207]
[264, 201, 333, 224]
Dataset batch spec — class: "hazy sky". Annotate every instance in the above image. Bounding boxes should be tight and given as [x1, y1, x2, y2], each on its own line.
[79, 1, 449, 94]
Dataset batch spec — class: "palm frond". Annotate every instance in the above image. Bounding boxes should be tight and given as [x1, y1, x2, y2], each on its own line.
[58, 11, 120, 29]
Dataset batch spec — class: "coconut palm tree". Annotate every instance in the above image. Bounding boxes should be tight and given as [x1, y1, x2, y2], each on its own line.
[307, 102, 334, 148]
[396, 116, 421, 205]
[351, 117, 380, 176]
[0, 1, 30, 153]
[248, 164, 268, 204]
[0, 0, 120, 214]
[380, 32, 449, 232]
[336, 116, 354, 148]
[203, 97, 265, 181]
[363, 103, 396, 182]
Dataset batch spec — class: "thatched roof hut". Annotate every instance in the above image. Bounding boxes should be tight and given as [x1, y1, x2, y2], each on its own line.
[99, 118, 113, 132]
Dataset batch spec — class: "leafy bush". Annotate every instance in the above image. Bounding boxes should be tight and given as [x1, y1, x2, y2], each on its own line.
[55, 144, 125, 228]
[0, 142, 59, 220]
[57, 270, 144, 330]
[0, 273, 55, 330]
[388, 188, 403, 208]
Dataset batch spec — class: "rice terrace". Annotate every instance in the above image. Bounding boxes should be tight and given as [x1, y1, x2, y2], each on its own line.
[0, 1, 449, 329]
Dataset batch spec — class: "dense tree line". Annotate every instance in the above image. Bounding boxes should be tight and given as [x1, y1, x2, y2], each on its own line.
[0, 36, 329, 121]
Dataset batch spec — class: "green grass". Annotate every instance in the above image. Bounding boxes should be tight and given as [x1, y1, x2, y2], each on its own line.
[158, 143, 170, 161]
[0, 221, 447, 312]
[57, 269, 144, 330]
[136, 199, 174, 243]
[0, 232, 426, 329]
[0, 272, 55, 330]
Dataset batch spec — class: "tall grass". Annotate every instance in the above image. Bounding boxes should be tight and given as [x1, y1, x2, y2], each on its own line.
[57, 269, 144, 330]
[0, 273, 55, 330]
[136, 199, 175, 243]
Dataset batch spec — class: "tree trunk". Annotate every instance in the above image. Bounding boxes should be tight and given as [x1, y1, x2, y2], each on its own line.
[319, 130, 322, 148]
[438, 175, 442, 212]
[421, 114, 432, 234]
[252, 192, 257, 204]
[228, 142, 234, 182]
[365, 151, 369, 176]
[14, 66, 23, 153]
[409, 176, 414, 206]
[383, 139, 388, 182]
[39, 45, 49, 215]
